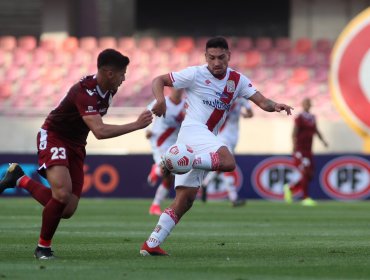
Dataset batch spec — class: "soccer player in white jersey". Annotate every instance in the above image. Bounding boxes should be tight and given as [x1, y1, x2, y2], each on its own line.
[146, 88, 186, 216]
[140, 36, 293, 256]
[201, 97, 253, 206]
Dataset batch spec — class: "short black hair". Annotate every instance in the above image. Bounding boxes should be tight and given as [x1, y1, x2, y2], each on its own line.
[97, 48, 130, 70]
[206, 36, 229, 50]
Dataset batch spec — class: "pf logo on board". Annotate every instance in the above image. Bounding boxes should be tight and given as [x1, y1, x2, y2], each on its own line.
[252, 156, 301, 200]
[320, 156, 370, 200]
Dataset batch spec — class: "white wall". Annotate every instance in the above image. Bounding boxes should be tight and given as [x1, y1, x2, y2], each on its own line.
[0, 115, 364, 155]
[290, 0, 370, 40]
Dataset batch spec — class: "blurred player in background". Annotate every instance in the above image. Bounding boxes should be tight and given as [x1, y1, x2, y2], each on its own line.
[140, 36, 293, 256]
[0, 49, 153, 259]
[201, 97, 253, 206]
[146, 88, 186, 216]
[284, 97, 328, 206]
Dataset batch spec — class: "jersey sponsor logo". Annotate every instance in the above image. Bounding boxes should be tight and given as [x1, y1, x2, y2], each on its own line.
[202, 99, 231, 111]
[252, 156, 302, 200]
[320, 156, 370, 200]
[86, 106, 97, 113]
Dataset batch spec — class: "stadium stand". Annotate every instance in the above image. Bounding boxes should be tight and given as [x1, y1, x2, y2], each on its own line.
[0, 36, 338, 120]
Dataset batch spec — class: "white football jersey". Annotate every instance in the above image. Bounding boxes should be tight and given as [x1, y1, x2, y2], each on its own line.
[170, 65, 257, 135]
[218, 97, 252, 152]
[148, 96, 186, 162]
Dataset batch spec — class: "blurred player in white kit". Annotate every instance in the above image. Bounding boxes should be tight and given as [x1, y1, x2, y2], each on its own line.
[146, 88, 186, 215]
[201, 97, 253, 206]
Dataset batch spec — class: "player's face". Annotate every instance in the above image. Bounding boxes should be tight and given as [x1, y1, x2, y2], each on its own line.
[205, 48, 230, 78]
[302, 98, 311, 111]
[108, 67, 127, 91]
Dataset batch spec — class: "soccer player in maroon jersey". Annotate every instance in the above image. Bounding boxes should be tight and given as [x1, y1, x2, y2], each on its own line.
[283, 98, 328, 206]
[0, 48, 153, 259]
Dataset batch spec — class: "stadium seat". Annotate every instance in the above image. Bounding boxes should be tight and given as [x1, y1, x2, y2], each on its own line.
[39, 38, 58, 52]
[250, 67, 271, 83]
[300, 51, 319, 67]
[255, 37, 273, 51]
[235, 37, 253, 51]
[17, 36, 37, 51]
[295, 38, 312, 54]
[312, 66, 328, 83]
[13, 49, 29, 67]
[98, 36, 117, 49]
[281, 51, 300, 67]
[79, 36, 98, 51]
[275, 37, 292, 52]
[271, 67, 291, 82]
[62, 36, 79, 52]
[261, 50, 280, 67]
[0, 82, 12, 100]
[137, 37, 156, 51]
[157, 37, 175, 51]
[289, 67, 310, 84]
[175, 37, 195, 53]
[118, 36, 136, 52]
[315, 38, 332, 53]
[0, 36, 17, 51]
[242, 50, 262, 68]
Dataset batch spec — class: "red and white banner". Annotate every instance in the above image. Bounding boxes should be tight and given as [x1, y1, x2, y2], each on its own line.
[330, 8, 370, 136]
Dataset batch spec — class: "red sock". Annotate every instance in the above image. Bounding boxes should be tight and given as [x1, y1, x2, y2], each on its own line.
[301, 176, 309, 199]
[40, 198, 66, 243]
[18, 176, 52, 206]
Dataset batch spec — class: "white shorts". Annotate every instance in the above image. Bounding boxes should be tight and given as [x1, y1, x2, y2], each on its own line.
[174, 124, 226, 188]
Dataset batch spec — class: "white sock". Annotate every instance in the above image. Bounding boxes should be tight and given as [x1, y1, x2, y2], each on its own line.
[226, 183, 238, 202]
[192, 152, 220, 171]
[153, 184, 169, 205]
[146, 211, 177, 248]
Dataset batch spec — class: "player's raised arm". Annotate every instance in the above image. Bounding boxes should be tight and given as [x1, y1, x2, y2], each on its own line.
[151, 74, 173, 117]
[248, 91, 293, 115]
[83, 110, 153, 140]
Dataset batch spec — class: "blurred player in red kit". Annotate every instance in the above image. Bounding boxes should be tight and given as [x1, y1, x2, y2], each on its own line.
[284, 97, 328, 206]
[146, 88, 186, 215]
[0, 49, 153, 259]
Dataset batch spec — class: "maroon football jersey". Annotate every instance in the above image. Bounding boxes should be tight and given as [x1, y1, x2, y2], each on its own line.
[294, 112, 317, 153]
[42, 75, 116, 146]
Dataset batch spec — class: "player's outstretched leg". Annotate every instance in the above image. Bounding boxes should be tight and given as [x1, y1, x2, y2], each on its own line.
[0, 163, 25, 194]
[34, 246, 55, 260]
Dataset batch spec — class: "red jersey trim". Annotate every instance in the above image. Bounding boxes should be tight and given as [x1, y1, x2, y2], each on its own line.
[206, 71, 241, 132]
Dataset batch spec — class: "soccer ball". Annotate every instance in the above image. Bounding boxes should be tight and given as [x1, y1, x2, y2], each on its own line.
[163, 143, 195, 174]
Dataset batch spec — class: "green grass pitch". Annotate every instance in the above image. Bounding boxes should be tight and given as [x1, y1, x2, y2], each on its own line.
[1, 198, 370, 280]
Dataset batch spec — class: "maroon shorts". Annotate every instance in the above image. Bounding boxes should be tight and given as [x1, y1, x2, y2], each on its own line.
[37, 129, 86, 197]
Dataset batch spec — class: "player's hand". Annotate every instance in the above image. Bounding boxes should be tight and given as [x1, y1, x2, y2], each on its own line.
[151, 100, 166, 117]
[145, 130, 153, 139]
[275, 103, 294, 115]
[136, 110, 153, 129]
